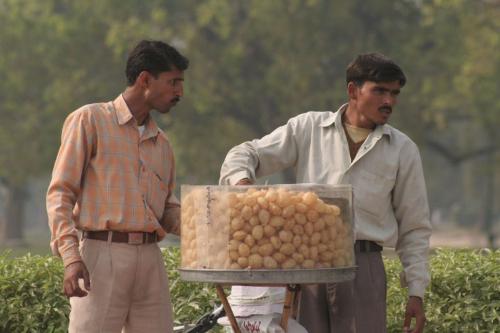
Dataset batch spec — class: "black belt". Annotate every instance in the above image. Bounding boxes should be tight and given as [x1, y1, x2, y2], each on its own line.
[355, 240, 382, 252]
[82, 230, 158, 245]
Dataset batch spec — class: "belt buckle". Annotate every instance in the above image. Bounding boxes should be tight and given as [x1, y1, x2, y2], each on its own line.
[128, 232, 144, 245]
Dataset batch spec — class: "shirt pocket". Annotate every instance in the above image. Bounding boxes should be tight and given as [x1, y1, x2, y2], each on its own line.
[146, 169, 169, 220]
[353, 169, 395, 220]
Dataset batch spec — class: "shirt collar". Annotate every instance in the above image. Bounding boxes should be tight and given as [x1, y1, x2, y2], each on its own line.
[113, 94, 160, 140]
[114, 94, 134, 125]
[319, 103, 392, 140]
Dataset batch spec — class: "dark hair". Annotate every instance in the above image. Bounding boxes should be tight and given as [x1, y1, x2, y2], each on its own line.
[346, 53, 406, 87]
[126, 40, 189, 85]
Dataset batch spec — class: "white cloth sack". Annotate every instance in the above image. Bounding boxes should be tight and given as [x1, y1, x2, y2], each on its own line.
[229, 286, 285, 317]
[218, 286, 308, 333]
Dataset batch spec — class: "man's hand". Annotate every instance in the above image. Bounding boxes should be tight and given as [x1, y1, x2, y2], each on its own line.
[236, 178, 253, 185]
[403, 296, 426, 333]
[63, 261, 90, 298]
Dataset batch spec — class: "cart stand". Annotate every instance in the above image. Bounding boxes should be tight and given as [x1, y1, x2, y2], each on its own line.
[180, 267, 356, 333]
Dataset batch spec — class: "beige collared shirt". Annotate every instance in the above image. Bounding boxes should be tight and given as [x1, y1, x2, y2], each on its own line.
[220, 104, 432, 298]
[47, 95, 180, 267]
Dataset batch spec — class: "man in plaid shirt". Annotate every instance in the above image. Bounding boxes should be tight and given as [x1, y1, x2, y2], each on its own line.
[47, 40, 188, 333]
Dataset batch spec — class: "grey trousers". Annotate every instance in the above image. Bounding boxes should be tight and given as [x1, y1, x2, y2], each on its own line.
[297, 251, 387, 333]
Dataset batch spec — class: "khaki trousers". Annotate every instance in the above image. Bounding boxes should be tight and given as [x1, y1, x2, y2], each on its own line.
[69, 238, 173, 333]
[297, 252, 387, 333]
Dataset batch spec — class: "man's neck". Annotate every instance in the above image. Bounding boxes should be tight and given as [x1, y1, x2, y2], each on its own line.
[344, 104, 375, 129]
[122, 88, 151, 126]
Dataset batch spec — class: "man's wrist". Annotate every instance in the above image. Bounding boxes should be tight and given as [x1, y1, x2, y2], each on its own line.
[227, 171, 253, 185]
[62, 251, 83, 268]
[236, 178, 253, 185]
[64, 259, 83, 269]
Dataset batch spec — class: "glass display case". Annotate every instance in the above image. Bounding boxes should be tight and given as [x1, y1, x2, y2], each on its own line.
[180, 184, 354, 272]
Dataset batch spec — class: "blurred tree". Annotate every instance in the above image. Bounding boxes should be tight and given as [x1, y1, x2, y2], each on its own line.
[402, 0, 500, 247]
[0, 0, 498, 246]
[167, 0, 499, 245]
[0, 0, 87, 243]
[0, 0, 182, 242]
[166, 0, 422, 183]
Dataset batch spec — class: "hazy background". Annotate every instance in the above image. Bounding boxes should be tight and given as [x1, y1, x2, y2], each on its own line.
[0, 0, 499, 256]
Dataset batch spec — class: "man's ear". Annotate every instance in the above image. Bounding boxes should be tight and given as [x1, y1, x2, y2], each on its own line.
[347, 82, 358, 100]
[136, 71, 151, 88]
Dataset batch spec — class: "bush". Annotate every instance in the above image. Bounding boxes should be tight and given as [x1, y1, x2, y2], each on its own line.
[0, 248, 498, 332]
[386, 248, 500, 333]
[0, 248, 221, 333]
[162, 247, 221, 327]
[0, 253, 68, 333]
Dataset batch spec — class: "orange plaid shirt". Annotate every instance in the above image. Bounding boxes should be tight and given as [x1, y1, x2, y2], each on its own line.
[47, 95, 180, 267]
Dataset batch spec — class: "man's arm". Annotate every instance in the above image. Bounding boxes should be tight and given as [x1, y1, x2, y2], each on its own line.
[160, 150, 180, 235]
[46, 109, 95, 297]
[393, 140, 432, 333]
[219, 116, 301, 185]
[161, 199, 181, 236]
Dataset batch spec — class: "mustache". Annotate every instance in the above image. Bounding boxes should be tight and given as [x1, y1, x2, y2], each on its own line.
[171, 96, 180, 103]
[378, 106, 392, 113]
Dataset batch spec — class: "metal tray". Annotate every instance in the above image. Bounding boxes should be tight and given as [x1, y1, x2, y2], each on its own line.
[179, 266, 356, 285]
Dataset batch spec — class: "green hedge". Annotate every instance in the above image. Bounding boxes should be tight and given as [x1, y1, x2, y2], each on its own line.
[1, 249, 498, 332]
[0, 254, 68, 333]
[386, 249, 499, 333]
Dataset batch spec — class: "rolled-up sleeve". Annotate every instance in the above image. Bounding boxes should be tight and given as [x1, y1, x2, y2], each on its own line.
[392, 141, 432, 298]
[220, 117, 300, 185]
[46, 110, 94, 267]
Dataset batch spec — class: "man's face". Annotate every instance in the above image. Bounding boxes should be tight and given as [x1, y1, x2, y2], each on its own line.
[350, 80, 401, 128]
[145, 68, 184, 114]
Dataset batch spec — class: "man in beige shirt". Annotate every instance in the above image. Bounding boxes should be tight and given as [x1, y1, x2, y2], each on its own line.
[220, 53, 431, 333]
